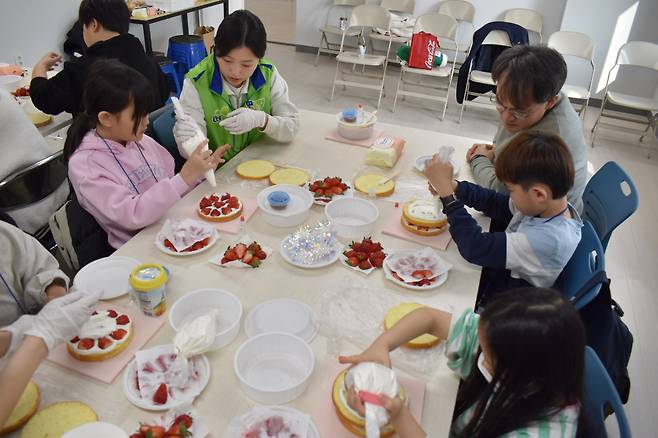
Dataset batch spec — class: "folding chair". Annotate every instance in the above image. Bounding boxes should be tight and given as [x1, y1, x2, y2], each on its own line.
[591, 41, 658, 157]
[548, 30, 596, 120]
[331, 5, 392, 109]
[315, 0, 367, 66]
[393, 13, 459, 120]
[583, 346, 632, 438]
[437, 0, 475, 68]
[458, 29, 511, 123]
[368, 0, 416, 63]
[503, 8, 543, 43]
[582, 161, 639, 251]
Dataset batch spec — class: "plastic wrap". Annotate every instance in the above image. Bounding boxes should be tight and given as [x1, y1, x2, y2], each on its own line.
[318, 278, 449, 379]
[226, 406, 313, 438]
[385, 247, 452, 283]
[159, 219, 215, 252]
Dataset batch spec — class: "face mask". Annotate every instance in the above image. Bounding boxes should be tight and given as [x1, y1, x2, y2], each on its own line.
[477, 352, 494, 383]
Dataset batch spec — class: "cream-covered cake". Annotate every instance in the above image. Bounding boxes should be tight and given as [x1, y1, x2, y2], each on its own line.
[67, 309, 134, 361]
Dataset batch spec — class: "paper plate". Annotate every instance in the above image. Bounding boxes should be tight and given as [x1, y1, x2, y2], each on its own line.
[62, 422, 128, 438]
[226, 406, 320, 438]
[415, 154, 461, 176]
[279, 239, 342, 269]
[154, 229, 219, 257]
[73, 256, 141, 300]
[122, 351, 210, 411]
[245, 298, 318, 343]
[383, 253, 449, 291]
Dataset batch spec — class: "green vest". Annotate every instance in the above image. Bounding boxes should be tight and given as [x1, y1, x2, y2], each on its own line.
[186, 54, 275, 161]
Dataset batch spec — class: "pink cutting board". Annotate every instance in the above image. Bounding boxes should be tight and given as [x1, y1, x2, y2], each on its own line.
[326, 129, 386, 148]
[186, 198, 258, 235]
[313, 365, 426, 437]
[47, 302, 166, 384]
[381, 208, 452, 251]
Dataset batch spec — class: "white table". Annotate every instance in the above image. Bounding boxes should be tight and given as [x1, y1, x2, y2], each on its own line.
[24, 109, 489, 437]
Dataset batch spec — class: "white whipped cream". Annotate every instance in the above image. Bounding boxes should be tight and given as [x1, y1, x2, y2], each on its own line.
[408, 200, 444, 221]
[79, 313, 117, 339]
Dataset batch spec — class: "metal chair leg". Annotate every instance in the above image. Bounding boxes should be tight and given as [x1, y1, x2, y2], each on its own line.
[331, 60, 341, 101]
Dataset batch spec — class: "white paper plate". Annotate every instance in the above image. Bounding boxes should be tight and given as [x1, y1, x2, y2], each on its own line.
[73, 256, 141, 300]
[305, 180, 354, 206]
[62, 422, 128, 438]
[415, 154, 461, 176]
[122, 352, 210, 411]
[383, 253, 448, 291]
[279, 240, 342, 269]
[226, 406, 320, 438]
[245, 298, 318, 343]
[154, 229, 219, 257]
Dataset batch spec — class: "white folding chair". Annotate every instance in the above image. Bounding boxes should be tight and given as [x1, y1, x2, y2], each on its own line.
[437, 0, 475, 66]
[458, 29, 511, 123]
[331, 5, 392, 109]
[369, 0, 416, 63]
[548, 31, 596, 120]
[592, 41, 658, 155]
[393, 13, 459, 120]
[315, 0, 367, 66]
[503, 8, 543, 43]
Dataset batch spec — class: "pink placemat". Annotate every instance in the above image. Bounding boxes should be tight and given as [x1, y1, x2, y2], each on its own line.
[381, 208, 452, 251]
[326, 129, 386, 148]
[313, 365, 426, 437]
[47, 302, 167, 384]
[212, 198, 258, 235]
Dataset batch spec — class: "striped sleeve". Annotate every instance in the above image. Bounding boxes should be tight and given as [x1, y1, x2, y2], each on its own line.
[500, 405, 580, 438]
[445, 309, 480, 379]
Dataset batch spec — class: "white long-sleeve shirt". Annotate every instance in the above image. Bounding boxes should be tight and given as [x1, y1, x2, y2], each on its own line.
[174, 68, 300, 158]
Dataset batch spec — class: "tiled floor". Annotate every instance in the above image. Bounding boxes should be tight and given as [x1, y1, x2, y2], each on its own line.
[265, 42, 657, 437]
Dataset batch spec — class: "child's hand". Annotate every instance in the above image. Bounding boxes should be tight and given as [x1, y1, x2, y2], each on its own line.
[179, 141, 225, 185]
[33, 52, 62, 78]
[380, 394, 405, 420]
[338, 341, 391, 368]
[423, 155, 455, 197]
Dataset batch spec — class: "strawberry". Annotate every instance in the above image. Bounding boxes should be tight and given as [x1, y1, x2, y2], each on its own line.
[70, 336, 80, 343]
[325, 177, 340, 187]
[140, 425, 165, 438]
[256, 250, 267, 260]
[210, 209, 220, 217]
[359, 260, 372, 270]
[199, 197, 212, 208]
[116, 315, 130, 325]
[340, 183, 349, 191]
[153, 383, 168, 405]
[370, 257, 384, 268]
[98, 337, 113, 350]
[370, 250, 385, 260]
[111, 329, 127, 340]
[164, 239, 177, 251]
[78, 338, 94, 350]
[247, 242, 261, 252]
[220, 205, 231, 215]
[129, 434, 145, 438]
[173, 414, 193, 428]
[347, 256, 360, 267]
[355, 252, 368, 261]
[213, 201, 223, 209]
[242, 251, 254, 264]
[344, 250, 357, 258]
[209, 194, 219, 202]
[392, 272, 404, 281]
[202, 207, 213, 216]
[351, 242, 364, 252]
[106, 309, 118, 318]
[220, 257, 230, 264]
[315, 188, 325, 196]
[249, 257, 261, 268]
[330, 186, 344, 195]
[223, 248, 239, 261]
[220, 193, 231, 201]
[235, 243, 247, 259]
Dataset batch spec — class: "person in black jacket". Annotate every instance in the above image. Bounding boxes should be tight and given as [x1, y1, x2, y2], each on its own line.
[30, 0, 169, 116]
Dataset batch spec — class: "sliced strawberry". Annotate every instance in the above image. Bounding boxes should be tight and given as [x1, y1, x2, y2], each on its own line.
[116, 315, 130, 325]
[142, 362, 155, 373]
[210, 209, 220, 217]
[78, 338, 94, 350]
[220, 205, 232, 215]
[235, 243, 247, 259]
[242, 251, 253, 264]
[106, 309, 118, 318]
[70, 336, 80, 343]
[199, 197, 212, 208]
[98, 337, 113, 350]
[110, 329, 127, 340]
[153, 383, 168, 405]
[209, 194, 219, 202]
[202, 207, 213, 216]
[359, 260, 372, 270]
[392, 272, 404, 281]
[164, 239, 177, 251]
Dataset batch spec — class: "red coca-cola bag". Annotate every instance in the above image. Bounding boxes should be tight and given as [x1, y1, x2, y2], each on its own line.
[408, 31, 439, 70]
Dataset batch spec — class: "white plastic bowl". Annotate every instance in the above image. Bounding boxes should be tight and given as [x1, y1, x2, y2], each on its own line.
[257, 184, 314, 228]
[169, 288, 242, 351]
[234, 332, 315, 404]
[325, 197, 379, 239]
[336, 111, 376, 140]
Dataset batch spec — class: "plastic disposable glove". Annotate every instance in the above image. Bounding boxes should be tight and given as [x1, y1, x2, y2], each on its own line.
[174, 113, 201, 144]
[25, 290, 101, 352]
[0, 315, 36, 358]
[219, 107, 267, 134]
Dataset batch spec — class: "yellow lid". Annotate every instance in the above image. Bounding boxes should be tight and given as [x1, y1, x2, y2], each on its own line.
[236, 159, 276, 179]
[384, 303, 439, 348]
[269, 168, 310, 186]
[129, 264, 167, 291]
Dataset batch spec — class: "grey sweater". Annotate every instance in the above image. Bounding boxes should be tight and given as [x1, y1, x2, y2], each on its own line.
[470, 93, 587, 212]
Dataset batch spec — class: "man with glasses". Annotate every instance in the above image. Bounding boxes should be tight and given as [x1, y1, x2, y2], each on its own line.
[467, 45, 587, 213]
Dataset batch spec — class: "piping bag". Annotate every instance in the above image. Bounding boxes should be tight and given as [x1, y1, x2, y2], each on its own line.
[432, 145, 455, 213]
[171, 96, 217, 187]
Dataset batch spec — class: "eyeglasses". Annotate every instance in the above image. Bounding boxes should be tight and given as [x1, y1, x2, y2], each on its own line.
[490, 95, 531, 120]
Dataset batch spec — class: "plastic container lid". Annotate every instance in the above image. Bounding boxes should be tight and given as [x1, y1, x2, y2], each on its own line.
[129, 264, 167, 291]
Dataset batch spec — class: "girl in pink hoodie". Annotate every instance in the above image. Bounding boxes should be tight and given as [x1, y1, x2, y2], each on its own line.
[66, 60, 228, 249]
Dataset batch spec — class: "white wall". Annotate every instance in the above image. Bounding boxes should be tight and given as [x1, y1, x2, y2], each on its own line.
[0, 0, 244, 66]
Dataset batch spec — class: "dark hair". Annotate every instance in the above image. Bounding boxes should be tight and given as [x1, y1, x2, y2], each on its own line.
[454, 288, 585, 438]
[214, 9, 267, 58]
[64, 59, 153, 161]
[495, 131, 575, 198]
[79, 0, 130, 34]
[492, 45, 567, 108]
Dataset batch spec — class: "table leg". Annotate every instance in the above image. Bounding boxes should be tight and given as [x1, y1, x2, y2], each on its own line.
[143, 23, 153, 55]
[224, 0, 229, 17]
[182, 12, 189, 35]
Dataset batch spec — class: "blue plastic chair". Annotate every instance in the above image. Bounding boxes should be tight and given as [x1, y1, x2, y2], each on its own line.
[159, 60, 181, 96]
[582, 161, 639, 251]
[167, 35, 207, 79]
[149, 105, 185, 172]
[557, 221, 606, 309]
[584, 346, 632, 438]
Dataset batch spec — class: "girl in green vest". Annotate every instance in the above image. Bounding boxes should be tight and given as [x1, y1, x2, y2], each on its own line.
[174, 10, 300, 162]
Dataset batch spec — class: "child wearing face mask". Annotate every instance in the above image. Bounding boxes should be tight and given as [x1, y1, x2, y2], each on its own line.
[339, 288, 586, 438]
[173, 9, 300, 162]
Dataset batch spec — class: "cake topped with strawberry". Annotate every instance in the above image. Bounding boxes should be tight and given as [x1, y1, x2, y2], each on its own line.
[198, 192, 242, 222]
[67, 309, 133, 361]
[308, 177, 350, 204]
[220, 241, 268, 268]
